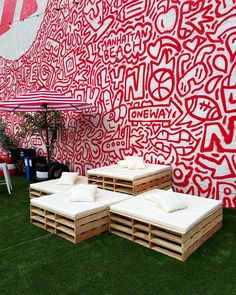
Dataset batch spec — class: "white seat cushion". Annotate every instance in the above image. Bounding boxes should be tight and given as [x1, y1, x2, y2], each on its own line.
[95, 189, 132, 205]
[31, 192, 107, 219]
[30, 176, 88, 194]
[87, 164, 170, 181]
[110, 191, 222, 233]
[139, 189, 222, 213]
[30, 189, 131, 219]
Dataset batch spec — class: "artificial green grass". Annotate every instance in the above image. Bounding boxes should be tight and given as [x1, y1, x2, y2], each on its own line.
[0, 176, 236, 295]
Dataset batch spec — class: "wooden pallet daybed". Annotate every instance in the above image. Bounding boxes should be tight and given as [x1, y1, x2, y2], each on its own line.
[30, 189, 131, 243]
[87, 164, 172, 195]
[109, 189, 223, 261]
[29, 176, 88, 199]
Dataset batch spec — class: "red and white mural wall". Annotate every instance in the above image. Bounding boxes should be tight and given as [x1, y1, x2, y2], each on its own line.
[0, 0, 236, 207]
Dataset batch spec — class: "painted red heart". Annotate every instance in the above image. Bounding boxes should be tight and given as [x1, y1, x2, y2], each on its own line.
[193, 175, 212, 193]
[183, 36, 206, 52]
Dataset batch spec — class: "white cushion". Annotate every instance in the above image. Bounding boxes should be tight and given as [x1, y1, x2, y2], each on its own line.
[70, 184, 97, 202]
[57, 172, 79, 185]
[30, 176, 88, 194]
[87, 164, 170, 181]
[145, 191, 187, 213]
[125, 156, 146, 170]
[117, 160, 128, 168]
[110, 192, 222, 233]
[95, 189, 132, 205]
[139, 189, 221, 213]
[30, 189, 131, 219]
[31, 193, 107, 219]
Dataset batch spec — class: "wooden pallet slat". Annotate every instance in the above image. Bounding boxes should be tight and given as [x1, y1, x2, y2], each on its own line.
[76, 224, 109, 243]
[110, 223, 133, 235]
[29, 188, 50, 199]
[110, 229, 133, 241]
[31, 221, 45, 229]
[151, 228, 182, 243]
[79, 217, 109, 234]
[151, 245, 182, 261]
[45, 213, 56, 221]
[31, 215, 45, 223]
[134, 223, 150, 232]
[133, 231, 150, 241]
[56, 225, 75, 237]
[57, 217, 75, 229]
[134, 238, 149, 247]
[46, 220, 56, 228]
[151, 237, 183, 253]
[110, 215, 132, 227]
[76, 210, 108, 226]
[57, 232, 75, 243]
[31, 208, 45, 217]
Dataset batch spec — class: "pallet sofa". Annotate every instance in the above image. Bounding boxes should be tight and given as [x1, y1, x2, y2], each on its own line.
[109, 189, 223, 261]
[30, 189, 131, 243]
[29, 176, 88, 199]
[29, 168, 223, 261]
[87, 164, 172, 195]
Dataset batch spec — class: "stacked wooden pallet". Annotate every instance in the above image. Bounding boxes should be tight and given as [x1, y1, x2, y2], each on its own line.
[109, 207, 223, 261]
[30, 204, 109, 243]
[88, 165, 172, 195]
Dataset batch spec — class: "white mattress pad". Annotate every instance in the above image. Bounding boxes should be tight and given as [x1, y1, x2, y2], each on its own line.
[30, 176, 88, 194]
[31, 189, 131, 219]
[110, 190, 222, 233]
[95, 189, 132, 205]
[87, 164, 171, 181]
[139, 189, 222, 213]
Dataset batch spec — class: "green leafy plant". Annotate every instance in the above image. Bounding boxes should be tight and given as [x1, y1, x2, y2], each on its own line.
[19, 111, 64, 160]
[0, 118, 21, 155]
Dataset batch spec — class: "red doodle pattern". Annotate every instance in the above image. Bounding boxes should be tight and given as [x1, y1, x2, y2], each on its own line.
[0, 0, 236, 207]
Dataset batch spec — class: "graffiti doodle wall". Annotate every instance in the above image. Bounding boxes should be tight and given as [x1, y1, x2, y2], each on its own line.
[0, 0, 236, 207]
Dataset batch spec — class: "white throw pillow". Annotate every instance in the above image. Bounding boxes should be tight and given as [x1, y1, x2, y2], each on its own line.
[70, 184, 97, 202]
[155, 193, 187, 213]
[144, 191, 187, 213]
[117, 160, 128, 168]
[57, 172, 79, 185]
[125, 156, 146, 170]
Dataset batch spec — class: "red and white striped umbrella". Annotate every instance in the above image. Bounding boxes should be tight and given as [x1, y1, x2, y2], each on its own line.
[0, 88, 93, 112]
[0, 88, 94, 162]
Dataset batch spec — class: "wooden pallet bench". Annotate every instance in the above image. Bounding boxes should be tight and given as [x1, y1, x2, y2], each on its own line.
[109, 194, 223, 261]
[30, 204, 109, 243]
[88, 164, 172, 195]
[30, 189, 131, 243]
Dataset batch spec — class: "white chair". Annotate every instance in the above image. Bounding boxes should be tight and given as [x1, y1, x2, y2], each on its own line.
[0, 163, 13, 194]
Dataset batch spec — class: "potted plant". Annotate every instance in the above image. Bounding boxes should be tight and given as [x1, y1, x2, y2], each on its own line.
[19, 111, 64, 162]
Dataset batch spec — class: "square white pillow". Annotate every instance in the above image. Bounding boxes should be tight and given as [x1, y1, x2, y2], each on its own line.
[117, 160, 128, 168]
[155, 192, 187, 213]
[70, 184, 97, 202]
[125, 156, 146, 170]
[144, 191, 187, 213]
[57, 172, 79, 185]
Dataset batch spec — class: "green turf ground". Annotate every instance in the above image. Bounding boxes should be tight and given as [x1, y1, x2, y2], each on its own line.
[0, 176, 235, 295]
